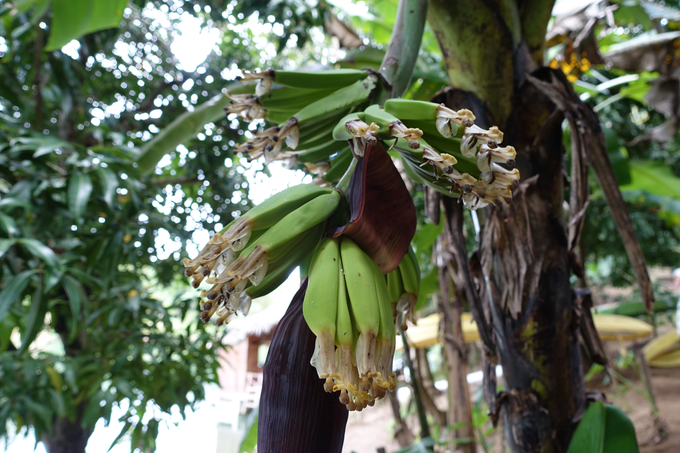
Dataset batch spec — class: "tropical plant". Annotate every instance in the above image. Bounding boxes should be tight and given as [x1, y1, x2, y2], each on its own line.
[0, 1, 261, 451]
[4, 0, 680, 452]
[182, 0, 680, 452]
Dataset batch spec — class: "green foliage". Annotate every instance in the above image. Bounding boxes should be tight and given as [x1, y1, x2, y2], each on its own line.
[45, 0, 129, 50]
[567, 401, 639, 453]
[239, 409, 258, 453]
[0, 0, 271, 449]
[582, 198, 680, 286]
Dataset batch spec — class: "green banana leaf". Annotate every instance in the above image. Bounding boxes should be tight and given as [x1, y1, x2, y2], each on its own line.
[595, 299, 677, 316]
[620, 161, 680, 199]
[568, 401, 639, 453]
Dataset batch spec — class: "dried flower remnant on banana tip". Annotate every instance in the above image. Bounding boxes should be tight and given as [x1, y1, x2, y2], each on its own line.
[427, 107, 520, 209]
[183, 231, 267, 326]
[224, 91, 265, 122]
[235, 118, 300, 163]
[388, 120, 423, 149]
[236, 69, 274, 96]
[345, 119, 379, 156]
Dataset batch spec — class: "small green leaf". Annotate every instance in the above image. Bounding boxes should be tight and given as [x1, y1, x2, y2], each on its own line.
[569, 401, 639, 453]
[95, 167, 119, 208]
[82, 393, 104, 428]
[0, 269, 35, 321]
[603, 404, 639, 453]
[0, 211, 19, 235]
[621, 161, 680, 200]
[45, 0, 94, 51]
[45, 0, 128, 51]
[415, 267, 438, 312]
[568, 401, 605, 453]
[19, 280, 47, 353]
[415, 220, 443, 255]
[18, 238, 59, 268]
[88, 0, 128, 34]
[62, 275, 85, 330]
[49, 389, 66, 417]
[68, 172, 93, 223]
[0, 238, 15, 258]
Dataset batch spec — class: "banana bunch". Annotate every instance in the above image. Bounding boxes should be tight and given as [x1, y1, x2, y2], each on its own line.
[183, 184, 341, 325]
[303, 236, 398, 412]
[332, 102, 520, 209]
[386, 246, 421, 331]
[225, 68, 377, 172]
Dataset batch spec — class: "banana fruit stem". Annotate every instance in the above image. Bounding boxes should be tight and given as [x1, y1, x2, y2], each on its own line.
[379, 0, 430, 98]
[335, 156, 358, 197]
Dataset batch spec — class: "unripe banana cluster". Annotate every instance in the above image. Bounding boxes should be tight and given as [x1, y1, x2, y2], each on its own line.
[183, 184, 340, 326]
[333, 102, 520, 210]
[303, 237, 421, 412]
[225, 69, 377, 168]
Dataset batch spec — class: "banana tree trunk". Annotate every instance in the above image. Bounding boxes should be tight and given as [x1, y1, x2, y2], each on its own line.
[428, 0, 586, 451]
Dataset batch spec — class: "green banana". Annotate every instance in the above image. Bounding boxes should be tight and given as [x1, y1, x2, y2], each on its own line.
[257, 86, 338, 112]
[183, 184, 332, 285]
[340, 237, 380, 392]
[384, 99, 439, 122]
[296, 139, 348, 164]
[236, 77, 377, 163]
[304, 238, 341, 392]
[196, 190, 342, 326]
[323, 147, 353, 182]
[387, 268, 404, 310]
[371, 259, 396, 399]
[241, 68, 368, 91]
[244, 223, 323, 299]
[397, 246, 420, 329]
[363, 104, 398, 140]
[271, 69, 368, 89]
[334, 256, 357, 410]
[332, 112, 365, 142]
[293, 77, 376, 124]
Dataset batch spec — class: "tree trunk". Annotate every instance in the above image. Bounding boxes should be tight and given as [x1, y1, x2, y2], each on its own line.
[427, 1, 587, 451]
[41, 416, 91, 453]
[437, 255, 475, 453]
